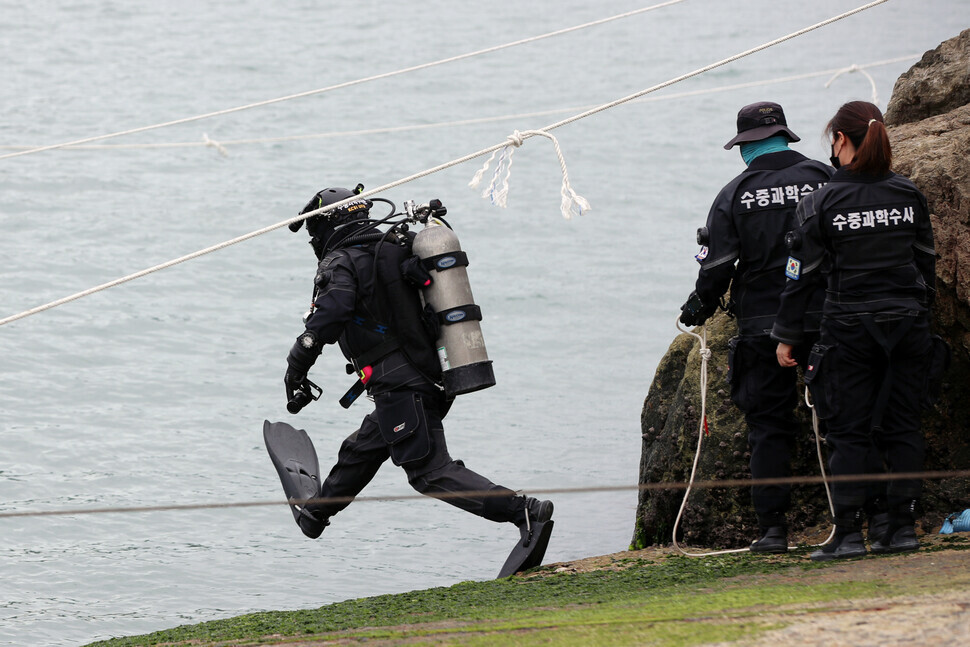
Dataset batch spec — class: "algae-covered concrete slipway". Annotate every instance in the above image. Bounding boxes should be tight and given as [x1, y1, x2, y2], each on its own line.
[86, 538, 970, 646]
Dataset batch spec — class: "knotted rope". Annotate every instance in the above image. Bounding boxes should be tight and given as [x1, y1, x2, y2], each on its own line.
[468, 129, 590, 219]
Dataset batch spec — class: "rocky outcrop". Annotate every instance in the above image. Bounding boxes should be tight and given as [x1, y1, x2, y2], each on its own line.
[885, 29, 970, 126]
[633, 30, 970, 550]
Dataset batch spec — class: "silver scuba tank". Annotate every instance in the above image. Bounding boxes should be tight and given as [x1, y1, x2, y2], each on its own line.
[412, 218, 495, 397]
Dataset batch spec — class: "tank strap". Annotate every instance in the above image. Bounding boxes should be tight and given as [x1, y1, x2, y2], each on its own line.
[421, 251, 469, 272]
[437, 304, 482, 325]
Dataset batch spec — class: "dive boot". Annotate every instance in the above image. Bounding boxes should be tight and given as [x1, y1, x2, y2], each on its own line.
[749, 526, 788, 554]
[497, 497, 554, 578]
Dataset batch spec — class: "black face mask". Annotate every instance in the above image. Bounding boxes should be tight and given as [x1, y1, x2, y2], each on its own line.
[829, 143, 841, 169]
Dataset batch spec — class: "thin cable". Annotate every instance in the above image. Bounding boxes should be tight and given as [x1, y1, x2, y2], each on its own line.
[0, 1, 688, 162]
[3, 470, 969, 521]
[0, 0, 893, 327]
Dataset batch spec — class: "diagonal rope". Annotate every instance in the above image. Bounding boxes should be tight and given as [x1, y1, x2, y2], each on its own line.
[0, 0, 892, 328]
[0, 0, 688, 162]
[0, 55, 917, 153]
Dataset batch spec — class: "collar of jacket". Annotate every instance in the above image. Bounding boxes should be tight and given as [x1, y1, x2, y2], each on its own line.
[744, 148, 809, 172]
[829, 167, 896, 184]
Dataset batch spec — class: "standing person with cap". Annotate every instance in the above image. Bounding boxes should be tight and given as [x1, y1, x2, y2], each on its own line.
[773, 101, 937, 561]
[679, 101, 833, 553]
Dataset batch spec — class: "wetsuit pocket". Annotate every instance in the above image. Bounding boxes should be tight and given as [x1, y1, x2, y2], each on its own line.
[376, 391, 432, 466]
[804, 343, 838, 419]
[727, 336, 752, 411]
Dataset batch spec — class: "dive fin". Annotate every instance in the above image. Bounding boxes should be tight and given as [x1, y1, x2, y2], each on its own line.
[496, 519, 555, 578]
[263, 420, 328, 538]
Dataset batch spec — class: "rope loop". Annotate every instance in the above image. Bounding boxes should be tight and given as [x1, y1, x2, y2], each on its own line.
[824, 62, 880, 106]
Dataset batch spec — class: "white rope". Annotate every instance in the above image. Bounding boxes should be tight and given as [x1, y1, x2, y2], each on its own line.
[0, 0, 688, 162]
[466, 0, 890, 216]
[0, 0, 892, 327]
[806, 386, 838, 546]
[671, 317, 749, 557]
[825, 63, 880, 107]
[468, 129, 590, 219]
[669, 316, 837, 557]
[202, 133, 228, 157]
[0, 55, 917, 154]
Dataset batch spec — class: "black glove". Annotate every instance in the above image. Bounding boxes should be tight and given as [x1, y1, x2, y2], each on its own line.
[679, 290, 718, 327]
[400, 255, 433, 289]
[284, 365, 307, 404]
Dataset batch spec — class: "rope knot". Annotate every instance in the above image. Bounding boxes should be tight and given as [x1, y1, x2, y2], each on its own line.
[468, 128, 590, 218]
[203, 133, 228, 157]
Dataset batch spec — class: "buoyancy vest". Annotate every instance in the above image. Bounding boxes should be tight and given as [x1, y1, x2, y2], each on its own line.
[338, 230, 443, 385]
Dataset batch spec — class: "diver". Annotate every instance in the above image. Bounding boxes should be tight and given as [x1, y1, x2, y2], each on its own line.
[265, 185, 554, 577]
[679, 101, 833, 553]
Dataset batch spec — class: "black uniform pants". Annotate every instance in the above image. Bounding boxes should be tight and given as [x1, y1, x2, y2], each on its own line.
[731, 335, 804, 526]
[817, 315, 931, 515]
[311, 390, 521, 523]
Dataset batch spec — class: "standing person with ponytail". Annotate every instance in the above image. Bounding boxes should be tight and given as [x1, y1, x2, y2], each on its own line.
[772, 101, 936, 561]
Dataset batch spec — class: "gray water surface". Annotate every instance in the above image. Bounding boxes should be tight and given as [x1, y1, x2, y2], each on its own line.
[0, 1, 960, 644]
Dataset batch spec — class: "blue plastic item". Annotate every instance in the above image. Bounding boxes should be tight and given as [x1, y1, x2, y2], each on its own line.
[939, 509, 970, 534]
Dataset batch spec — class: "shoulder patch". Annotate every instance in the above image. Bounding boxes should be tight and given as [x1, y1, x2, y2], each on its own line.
[694, 246, 709, 263]
[785, 256, 802, 280]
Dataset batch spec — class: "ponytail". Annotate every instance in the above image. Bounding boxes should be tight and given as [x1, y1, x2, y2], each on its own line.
[826, 101, 892, 175]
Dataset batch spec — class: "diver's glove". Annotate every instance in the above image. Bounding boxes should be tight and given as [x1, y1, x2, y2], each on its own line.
[284, 365, 307, 404]
[679, 290, 718, 327]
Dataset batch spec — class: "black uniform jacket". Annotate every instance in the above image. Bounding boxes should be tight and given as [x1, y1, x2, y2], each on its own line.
[771, 168, 936, 345]
[695, 149, 833, 336]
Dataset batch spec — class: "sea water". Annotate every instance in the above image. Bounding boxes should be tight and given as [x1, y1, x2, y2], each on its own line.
[0, 1, 960, 644]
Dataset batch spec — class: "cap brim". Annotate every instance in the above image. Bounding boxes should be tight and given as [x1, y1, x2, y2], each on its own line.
[724, 125, 800, 150]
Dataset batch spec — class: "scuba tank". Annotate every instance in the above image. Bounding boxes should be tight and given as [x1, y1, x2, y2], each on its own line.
[412, 217, 496, 397]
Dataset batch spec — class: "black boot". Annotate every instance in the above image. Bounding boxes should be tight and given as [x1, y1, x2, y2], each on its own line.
[514, 496, 554, 528]
[497, 496, 555, 578]
[866, 512, 891, 545]
[750, 526, 788, 554]
[810, 510, 866, 562]
[870, 500, 919, 554]
[865, 497, 890, 544]
[297, 506, 330, 539]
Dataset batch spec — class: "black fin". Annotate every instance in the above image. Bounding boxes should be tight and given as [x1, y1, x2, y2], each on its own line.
[263, 420, 321, 525]
[496, 519, 554, 578]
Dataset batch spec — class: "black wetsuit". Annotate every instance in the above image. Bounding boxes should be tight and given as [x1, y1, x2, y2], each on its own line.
[772, 168, 935, 518]
[692, 149, 833, 528]
[286, 237, 526, 524]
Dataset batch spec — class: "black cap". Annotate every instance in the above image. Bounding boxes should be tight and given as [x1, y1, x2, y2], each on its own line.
[723, 101, 800, 150]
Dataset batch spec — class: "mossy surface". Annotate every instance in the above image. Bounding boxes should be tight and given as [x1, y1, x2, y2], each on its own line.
[83, 549, 954, 647]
